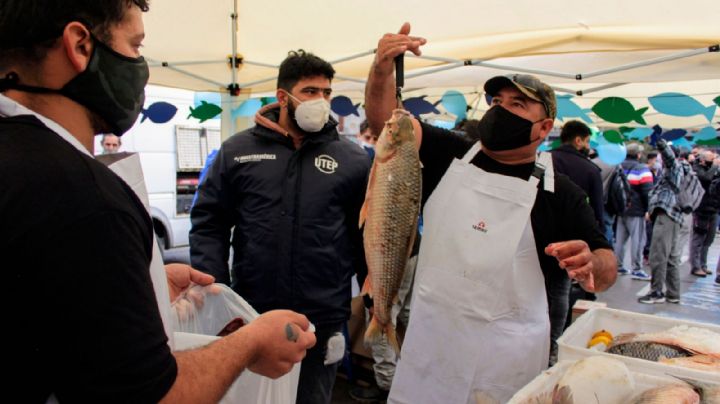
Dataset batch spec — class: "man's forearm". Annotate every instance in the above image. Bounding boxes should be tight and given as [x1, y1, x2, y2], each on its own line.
[365, 61, 398, 136]
[590, 248, 617, 292]
[160, 329, 256, 403]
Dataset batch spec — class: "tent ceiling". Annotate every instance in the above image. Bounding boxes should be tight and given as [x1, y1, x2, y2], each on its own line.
[143, 0, 720, 127]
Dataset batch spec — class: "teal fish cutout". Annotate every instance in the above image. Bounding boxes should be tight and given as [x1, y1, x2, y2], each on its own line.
[592, 97, 648, 125]
[693, 126, 718, 141]
[603, 130, 624, 144]
[188, 101, 222, 123]
[648, 93, 716, 122]
[556, 95, 593, 123]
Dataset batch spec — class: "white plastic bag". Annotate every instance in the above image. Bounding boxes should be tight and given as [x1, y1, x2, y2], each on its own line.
[171, 284, 301, 404]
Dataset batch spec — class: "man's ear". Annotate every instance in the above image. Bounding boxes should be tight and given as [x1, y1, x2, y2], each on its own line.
[536, 118, 555, 142]
[276, 89, 289, 108]
[61, 22, 93, 73]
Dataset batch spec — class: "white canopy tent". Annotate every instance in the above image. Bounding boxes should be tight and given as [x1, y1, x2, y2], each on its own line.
[142, 0, 720, 131]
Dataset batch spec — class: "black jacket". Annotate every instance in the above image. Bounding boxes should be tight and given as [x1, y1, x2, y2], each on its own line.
[551, 144, 604, 225]
[620, 157, 652, 217]
[190, 105, 370, 326]
[693, 160, 720, 215]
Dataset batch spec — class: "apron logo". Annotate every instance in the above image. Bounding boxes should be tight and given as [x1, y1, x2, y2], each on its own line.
[472, 220, 488, 233]
[315, 154, 338, 174]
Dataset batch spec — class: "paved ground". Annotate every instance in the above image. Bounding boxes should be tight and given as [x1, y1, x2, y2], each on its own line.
[162, 236, 720, 403]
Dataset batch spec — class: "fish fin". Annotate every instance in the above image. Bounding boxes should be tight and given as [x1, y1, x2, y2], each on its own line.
[361, 275, 372, 298]
[359, 163, 377, 228]
[201, 100, 208, 105]
[140, 111, 148, 123]
[353, 103, 361, 116]
[634, 107, 648, 125]
[364, 315, 382, 347]
[385, 322, 400, 354]
[187, 107, 194, 119]
[552, 385, 573, 404]
[704, 105, 717, 122]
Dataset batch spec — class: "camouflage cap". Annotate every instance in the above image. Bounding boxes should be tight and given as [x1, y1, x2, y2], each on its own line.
[484, 74, 557, 120]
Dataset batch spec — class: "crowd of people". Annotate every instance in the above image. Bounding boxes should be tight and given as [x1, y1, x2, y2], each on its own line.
[1, 2, 716, 403]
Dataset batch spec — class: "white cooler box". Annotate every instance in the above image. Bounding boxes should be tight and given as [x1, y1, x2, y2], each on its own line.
[557, 307, 720, 381]
[508, 358, 715, 403]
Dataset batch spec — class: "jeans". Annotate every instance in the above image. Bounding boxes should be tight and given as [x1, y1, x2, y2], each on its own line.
[649, 213, 682, 298]
[296, 323, 343, 404]
[689, 213, 718, 270]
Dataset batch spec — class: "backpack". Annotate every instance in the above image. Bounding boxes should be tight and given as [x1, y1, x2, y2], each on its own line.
[605, 166, 631, 216]
[677, 167, 705, 213]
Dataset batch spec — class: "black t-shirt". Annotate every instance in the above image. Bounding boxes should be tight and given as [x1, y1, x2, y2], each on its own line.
[1, 115, 177, 402]
[419, 123, 610, 294]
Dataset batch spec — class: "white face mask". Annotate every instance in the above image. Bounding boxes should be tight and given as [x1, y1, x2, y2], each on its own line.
[286, 93, 330, 133]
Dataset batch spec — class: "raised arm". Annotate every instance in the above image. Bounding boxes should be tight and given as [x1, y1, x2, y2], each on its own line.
[365, 23, 426, 143]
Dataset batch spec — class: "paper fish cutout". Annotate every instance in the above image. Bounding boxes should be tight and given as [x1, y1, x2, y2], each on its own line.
[330, 96, 360, 117]
[696, 138, 720, 146]
[194, 92, 222, 108]
[648, 93, 717, 122]
[440, 90, 468, 122]
[556, 95, 593, 123]
[592, 97, 648, 125]
[484, 93, 493, 106]
[603, 130, 624, 144]
[141, 101, 178, 124]
[622, 127, 654, 140]
[661, 128, 687, 141]
[232, 98, 262, 119]
[188, 101, 222, 123]
[672, 137, 695, 149]
[693, 126, 718, 141]
[261, 97, 277, 106]
[403, 96, 440, 117]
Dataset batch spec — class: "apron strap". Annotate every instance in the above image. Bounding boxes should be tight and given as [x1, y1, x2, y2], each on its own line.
[533, 151, 555, 193]
[461, 141, 483, 164]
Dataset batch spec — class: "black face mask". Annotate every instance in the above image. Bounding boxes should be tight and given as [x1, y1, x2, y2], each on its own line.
[0, 36, 149, 135]
[475, 106, 539, 151]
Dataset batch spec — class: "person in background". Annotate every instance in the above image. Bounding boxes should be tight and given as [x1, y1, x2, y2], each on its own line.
[100, 133, 121, 154]
[0, 1, 315, 402]
[190, 50, 370, 404]
[614, 143, 652, 280]
[357, 119, 377, 159]
[640, 139, 692, 304]
[551, 120, 604, 227]
[689, 150, 720, 277]
[643, 151, 660, 264]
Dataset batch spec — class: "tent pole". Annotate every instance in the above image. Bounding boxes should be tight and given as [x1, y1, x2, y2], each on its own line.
[243, 60, 280, 69]
[581, 47, 715, 79]
[405, 62, 465, 79]
[149, 62, 227, 88]
[329, 50, 376, 65]
[469, 60, 577, 79]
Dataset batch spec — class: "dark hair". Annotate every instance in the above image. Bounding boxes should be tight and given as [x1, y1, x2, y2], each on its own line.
[359, 120, 370, 134]
[277, 49, 335, 92]
[0, 0, 149, 70]
[647, 152, 658, 159]
[560, 120, 591, 143]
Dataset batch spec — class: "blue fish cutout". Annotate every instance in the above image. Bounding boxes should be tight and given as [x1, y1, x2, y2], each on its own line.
[232, 98, 263, 119]
[484, 93, 493, 106]
[330, 96, 360, 117]
[556, 95, 593, 123]
[403, 96, 440, 118]
[624, 127, 654, 140]
[661, 128, 687, 141]
[672, 137, 694, 149]
[141, 101, 178, 124]
[440, 90, 468, 122]
[648, 93, 717, 122]
[693, 126, 719, 141]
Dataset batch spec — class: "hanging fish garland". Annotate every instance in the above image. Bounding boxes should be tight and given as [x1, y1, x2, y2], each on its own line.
[141, 101, 178, 124]
[440, 90, 468, 122]
[592, 97, 648, 125]
[603, 129, 624, 144]
[556, 95, 593, 123]
[648, 92, 716, 122]
[330, 96, 361, 117]
[402, 96, 440, 118]
[188, 101, 222, 123]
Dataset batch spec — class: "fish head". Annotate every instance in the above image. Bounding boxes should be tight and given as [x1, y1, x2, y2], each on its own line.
[375, 109, 416, 159]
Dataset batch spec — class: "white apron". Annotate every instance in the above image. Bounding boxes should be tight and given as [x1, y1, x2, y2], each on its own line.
[389, 143, 553, 404]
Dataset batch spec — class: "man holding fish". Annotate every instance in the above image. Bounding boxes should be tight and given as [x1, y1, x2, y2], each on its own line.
[364, 23, 618, 403]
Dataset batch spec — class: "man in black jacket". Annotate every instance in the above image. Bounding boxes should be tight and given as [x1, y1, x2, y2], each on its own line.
[689, 150, 720, 277]
[190, 50, 371, 404]
[551, 120, 604, 226]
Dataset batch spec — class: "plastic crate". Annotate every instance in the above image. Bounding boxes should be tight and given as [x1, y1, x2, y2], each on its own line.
[557, 307, 720, 381]
[508, 358, 714, 404]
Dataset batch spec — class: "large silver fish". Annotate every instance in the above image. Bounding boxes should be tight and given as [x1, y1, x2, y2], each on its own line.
[631, 384, 700, 404]
[359, 109, 421, 353]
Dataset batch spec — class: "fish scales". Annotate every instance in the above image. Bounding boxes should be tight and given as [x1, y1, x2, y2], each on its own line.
[360, 110, 421, 353]
[606, 341, 691, 361]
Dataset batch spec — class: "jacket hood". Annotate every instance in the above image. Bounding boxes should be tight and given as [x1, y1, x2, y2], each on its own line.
[254, 102, 339, 140]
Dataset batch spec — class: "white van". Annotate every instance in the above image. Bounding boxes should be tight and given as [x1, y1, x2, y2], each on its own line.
[96, 85, 221, 253]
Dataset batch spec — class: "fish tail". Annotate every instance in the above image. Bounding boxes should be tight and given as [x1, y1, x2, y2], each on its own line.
[140, 111, 148, 123]
[187, 107, 194, 119]
[704, 105, 717, 122]
[361, 276, 372, 297]
[364, 317, 401, 355]
[634, 107, 648, 125]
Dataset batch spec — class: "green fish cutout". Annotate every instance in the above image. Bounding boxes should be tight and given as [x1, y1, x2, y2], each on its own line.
[550, 139, 562, 150]
[714, 95, 720, 107]
[696, 138, 720, 146]
[188, 101, 222, 123]
[603, 130, 624, 144]
[592, 97, 648, 125]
